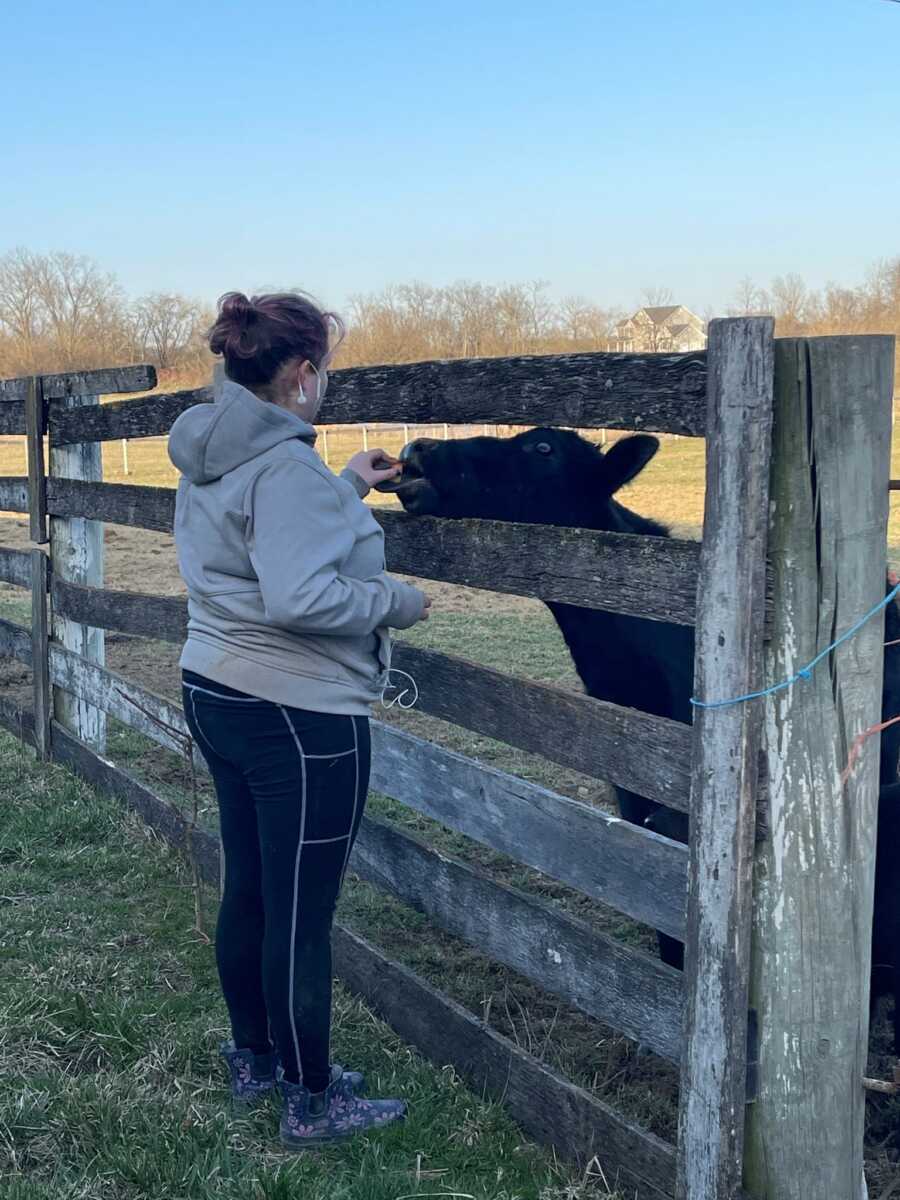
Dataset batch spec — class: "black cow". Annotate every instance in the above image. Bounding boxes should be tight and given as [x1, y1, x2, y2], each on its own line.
[874, 784, 900, 1052]
[384, 428, 900, 1043]
[873, 590, 900, 1052]
[384, 428, 693, 968]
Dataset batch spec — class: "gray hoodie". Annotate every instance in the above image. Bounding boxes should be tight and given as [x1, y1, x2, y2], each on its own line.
[168, 378, 425, 714]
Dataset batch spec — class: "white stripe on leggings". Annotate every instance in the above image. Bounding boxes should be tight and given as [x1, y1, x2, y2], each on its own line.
[338, 717, 361, 891]
[277, 706, 308, 1083]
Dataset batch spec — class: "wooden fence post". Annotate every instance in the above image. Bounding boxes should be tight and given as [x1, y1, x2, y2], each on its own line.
[743, 336, 895, 1200]
[49, 393, 106, 750]
[676, 317, 775, 1200]
[25, 376, 48, 544]
[30, 549, 51, 760]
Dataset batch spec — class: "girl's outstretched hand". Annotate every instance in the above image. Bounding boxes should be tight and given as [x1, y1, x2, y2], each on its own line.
[347, 449, 402, 487]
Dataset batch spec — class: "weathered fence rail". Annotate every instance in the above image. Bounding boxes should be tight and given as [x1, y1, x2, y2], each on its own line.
[44, 577, 693, 809]
[40, 350, 708, 445]
[354, 813, 683, 1061]
[366, 722, 688, 940]
[0, 546, 33, 588]
[0, 365, 155, 436]
[38, 476, 701, 622]
[0, 332, 894, 1200]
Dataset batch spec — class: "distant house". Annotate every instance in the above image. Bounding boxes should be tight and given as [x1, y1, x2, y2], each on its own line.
[612, 305, 707, 353]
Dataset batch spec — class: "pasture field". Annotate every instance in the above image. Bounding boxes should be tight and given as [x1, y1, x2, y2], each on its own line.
[2, 425, 900, 1192]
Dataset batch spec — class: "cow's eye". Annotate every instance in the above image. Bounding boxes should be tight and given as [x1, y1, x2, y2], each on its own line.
[535, 442, 553, 455]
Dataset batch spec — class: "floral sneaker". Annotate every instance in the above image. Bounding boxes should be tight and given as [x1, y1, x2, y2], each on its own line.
[220, 1041, 278, 1105]
[280, 1066, 406, 1149]
[221, 1041, 367, 1107]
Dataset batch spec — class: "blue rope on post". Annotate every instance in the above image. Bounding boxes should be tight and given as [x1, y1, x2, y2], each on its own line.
[691, 582, 900, 711]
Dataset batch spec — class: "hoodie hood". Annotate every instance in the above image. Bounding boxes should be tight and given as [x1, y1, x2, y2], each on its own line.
[168, 377, 317, 484]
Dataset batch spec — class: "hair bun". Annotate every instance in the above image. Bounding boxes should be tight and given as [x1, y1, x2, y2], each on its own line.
[219, 292, 256, 325]
[209, 291, 259, 358]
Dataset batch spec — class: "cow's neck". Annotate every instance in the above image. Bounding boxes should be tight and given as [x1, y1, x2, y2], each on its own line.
[544, 501, 694, 724]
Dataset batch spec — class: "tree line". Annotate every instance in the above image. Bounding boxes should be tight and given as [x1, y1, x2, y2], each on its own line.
[0, 248, 212, 383]
[728, 262, 900, 346]
[1, 246, 898, 387]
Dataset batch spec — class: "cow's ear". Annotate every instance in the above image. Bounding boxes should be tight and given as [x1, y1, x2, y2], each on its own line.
[600, 435, 659, 494]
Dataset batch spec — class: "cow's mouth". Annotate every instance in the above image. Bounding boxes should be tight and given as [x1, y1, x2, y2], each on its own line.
[373, 458, 420, 494]
[374, 442, 441, 513]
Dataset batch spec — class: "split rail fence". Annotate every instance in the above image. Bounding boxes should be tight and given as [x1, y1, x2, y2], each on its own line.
[0, 323, 894, 1200]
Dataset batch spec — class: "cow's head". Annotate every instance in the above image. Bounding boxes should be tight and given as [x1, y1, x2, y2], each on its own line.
[378, 428, 660, 529]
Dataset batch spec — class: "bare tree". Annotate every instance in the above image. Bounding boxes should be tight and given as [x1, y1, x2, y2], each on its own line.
[0, 247, 216, 382]
[0, 248, 48, 373]
[340, 279, 624, 366]
[132, 292, 210, 370]
[729, 277, 771, 317]
[557, 295, 618, 350]
[724, 259, 900, 380]
[36, 251, 125, 367]
[0, 247, 129, 375]
[770, 273, 807, 332]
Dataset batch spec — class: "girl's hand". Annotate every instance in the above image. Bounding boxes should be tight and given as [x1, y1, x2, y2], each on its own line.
[417, 592, 433, 623]
[347, 449, 402, 487]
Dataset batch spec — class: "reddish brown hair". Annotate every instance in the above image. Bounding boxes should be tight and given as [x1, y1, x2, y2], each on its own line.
[208, 291, 344, 388]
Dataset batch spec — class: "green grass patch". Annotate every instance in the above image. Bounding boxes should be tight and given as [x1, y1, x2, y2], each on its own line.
[0, 590, 30, 627]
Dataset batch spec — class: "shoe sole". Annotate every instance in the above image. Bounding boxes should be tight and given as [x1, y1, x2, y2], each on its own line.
[279, 1115, 405, 1151]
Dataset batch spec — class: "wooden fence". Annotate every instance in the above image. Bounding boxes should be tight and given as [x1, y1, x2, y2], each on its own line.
[0, 327, 894, 1200]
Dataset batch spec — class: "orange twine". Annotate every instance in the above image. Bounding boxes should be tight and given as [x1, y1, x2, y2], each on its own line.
[841, 713, 900, 785]
[841, 619, 900, 781]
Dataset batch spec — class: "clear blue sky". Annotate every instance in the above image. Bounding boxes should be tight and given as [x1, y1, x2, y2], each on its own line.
[3, 0, 898, 316]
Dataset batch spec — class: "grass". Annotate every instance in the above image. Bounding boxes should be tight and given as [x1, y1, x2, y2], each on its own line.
[0, 730, 626, 1200]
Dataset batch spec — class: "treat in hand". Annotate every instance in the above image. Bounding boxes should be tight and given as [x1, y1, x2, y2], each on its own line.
[347, 448, 404, 489]
[368, 451, 410, 492]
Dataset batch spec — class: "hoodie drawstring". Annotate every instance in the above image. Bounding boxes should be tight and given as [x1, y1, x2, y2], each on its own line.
[380, 669, 419, 710]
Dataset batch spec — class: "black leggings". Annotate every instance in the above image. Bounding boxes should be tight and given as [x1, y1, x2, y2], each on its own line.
[182, 670, 370, 1092]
